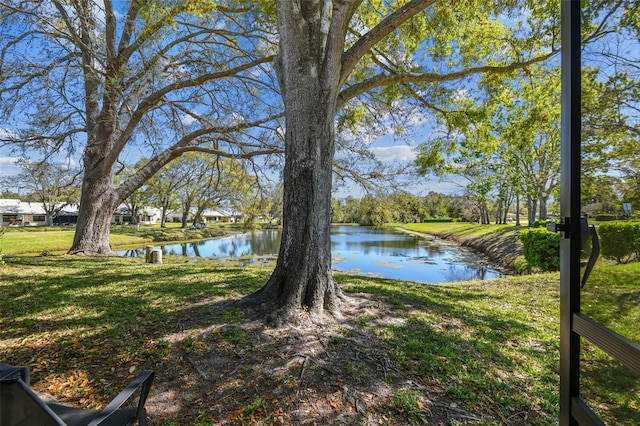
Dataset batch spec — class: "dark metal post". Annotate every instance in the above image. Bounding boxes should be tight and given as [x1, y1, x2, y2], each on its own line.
[560, 1, 582, 425]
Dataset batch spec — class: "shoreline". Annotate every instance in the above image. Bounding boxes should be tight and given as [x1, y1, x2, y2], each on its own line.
[394, 225, 523, 271]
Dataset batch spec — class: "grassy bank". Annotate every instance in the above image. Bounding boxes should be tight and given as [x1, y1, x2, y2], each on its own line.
[395, 222, 525, 271]
[1, 253, 638, 424]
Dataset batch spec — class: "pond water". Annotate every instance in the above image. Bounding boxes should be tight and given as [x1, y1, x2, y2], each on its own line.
[117, 225, 503, 283]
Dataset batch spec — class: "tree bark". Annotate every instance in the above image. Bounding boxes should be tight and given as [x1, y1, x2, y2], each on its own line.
[160, 200, 169, 228]
[539, 195, 548, 220]
[70, 165, 119, 255]
[249, 87, 345, 323]
[251, 144, 345, 322]
[247, 0, 350, 324]
[527, 196, 537, 225]
[181, 207, 190, 228]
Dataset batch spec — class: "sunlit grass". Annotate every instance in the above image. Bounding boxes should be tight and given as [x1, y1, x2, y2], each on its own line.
[3, 231, 75, 254]
[340, 265, 640, 425]
[1, 223, 241, 255]
[397, 221, 523, 237]
[1, 234, 638, 424]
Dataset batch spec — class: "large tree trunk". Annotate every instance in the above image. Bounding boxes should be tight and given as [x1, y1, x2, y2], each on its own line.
[69, 15, 122, 255]
[249, 94, 345, 324]
[69, 166, 119, 255]
[247, 0, 347, 324]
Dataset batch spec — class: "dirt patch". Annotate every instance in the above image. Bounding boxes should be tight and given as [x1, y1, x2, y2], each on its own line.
[143, 294, 498, 425]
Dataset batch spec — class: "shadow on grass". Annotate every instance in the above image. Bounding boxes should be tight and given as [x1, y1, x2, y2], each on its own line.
[2, 256, 637, 424]
[2, 256, 264, 401]
[2, 255, 503, 424]
[340, 274, 561, 424]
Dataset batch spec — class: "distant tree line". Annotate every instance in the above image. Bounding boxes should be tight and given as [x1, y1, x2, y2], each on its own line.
[0, 154, 282, 229]
[332, 191, 465, 226]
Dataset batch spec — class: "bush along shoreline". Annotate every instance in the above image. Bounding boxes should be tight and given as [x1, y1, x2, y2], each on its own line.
[401, 219, 640, 275]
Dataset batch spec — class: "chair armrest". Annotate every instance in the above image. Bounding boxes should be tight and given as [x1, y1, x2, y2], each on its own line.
[87, 370, 155, 426]
[0, 365, 30, 385]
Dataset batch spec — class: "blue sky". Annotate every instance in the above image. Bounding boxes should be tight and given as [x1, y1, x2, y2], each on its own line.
[0, 124, 461, 197]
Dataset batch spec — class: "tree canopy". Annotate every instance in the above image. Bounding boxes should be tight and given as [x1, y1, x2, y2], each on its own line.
[0, 0, 282, 253]
[414, 1, 640, 222]
[1, 1, 638, 322]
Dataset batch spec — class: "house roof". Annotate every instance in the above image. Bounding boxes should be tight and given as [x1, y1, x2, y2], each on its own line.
[0, 199, 46, 215]
[0, 199, 80, 216]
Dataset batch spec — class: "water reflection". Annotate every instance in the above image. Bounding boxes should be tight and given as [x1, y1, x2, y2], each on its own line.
[120, 248, 145, 257]
[116, 225, 503, 283]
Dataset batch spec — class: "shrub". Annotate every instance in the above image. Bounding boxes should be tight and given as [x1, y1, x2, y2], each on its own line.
[519, 228, 560, 271]
[594, 214, 618, 222]
[509, 255, 532, 275]
[531, 220, 555, 228]
[598, 221, 640, 264]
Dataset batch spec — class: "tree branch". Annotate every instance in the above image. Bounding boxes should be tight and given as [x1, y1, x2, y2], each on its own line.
[110, 54, 276, 164]
[337, 49, 559, 108]
[340, 0, 436, 85]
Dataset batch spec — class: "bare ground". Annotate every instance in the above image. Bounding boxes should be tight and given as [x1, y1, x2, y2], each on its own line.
[142, 293, 501, 425]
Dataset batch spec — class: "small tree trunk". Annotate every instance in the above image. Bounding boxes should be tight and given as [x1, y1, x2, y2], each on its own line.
[160, 199, 170, 228]
[527, 196, 537, 225]
[539, 195, 548, 220]
[181, 207, 189, 228]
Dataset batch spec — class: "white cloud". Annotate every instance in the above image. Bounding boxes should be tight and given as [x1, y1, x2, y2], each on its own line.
[371, 145, 417, 162]
[181, 114, 197, 125]
[405, 113, 430, 127]
[231, 112, 245, 124]
[0, 156, 20, 177]
[0, 157, 19, 165]
[0, 128, 17, 140]
[452, 87, 470, 103]
[57, 157, 79, 170]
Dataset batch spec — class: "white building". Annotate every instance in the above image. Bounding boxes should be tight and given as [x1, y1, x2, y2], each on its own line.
[165, 207, 243, 224]
[112, 205, 161, 225]
[0, 199, 161, 226]
[0, 199, 50, 226]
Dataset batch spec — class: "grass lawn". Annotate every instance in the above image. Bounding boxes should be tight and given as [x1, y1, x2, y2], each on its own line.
[0, 223, 243, 255]
[398, 221, 523, 239]
[1, 250, 638, 424]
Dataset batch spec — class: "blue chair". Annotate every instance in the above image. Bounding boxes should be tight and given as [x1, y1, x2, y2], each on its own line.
[0, 370, 154, 426]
